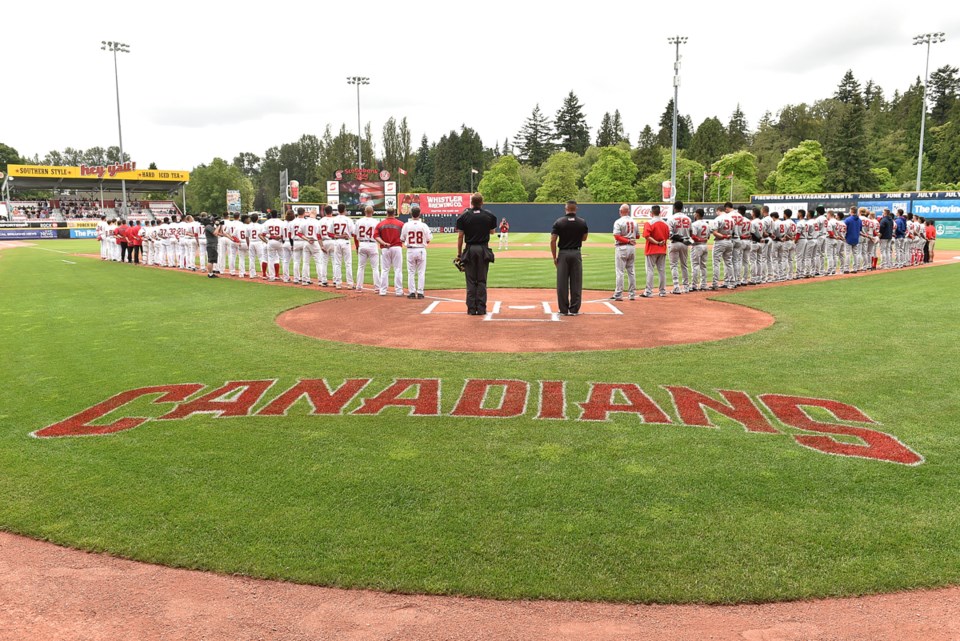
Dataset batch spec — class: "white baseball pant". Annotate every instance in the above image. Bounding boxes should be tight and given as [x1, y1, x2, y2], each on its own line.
[356, 242, 381, 290]
[380, 246, 404, 295]
[406, 247, 427, 295]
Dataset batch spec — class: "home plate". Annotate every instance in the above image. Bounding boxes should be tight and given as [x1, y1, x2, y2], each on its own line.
[508, 305, 536, 310]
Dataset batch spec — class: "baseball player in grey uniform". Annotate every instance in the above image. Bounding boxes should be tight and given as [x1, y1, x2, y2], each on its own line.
[794, 211, 808, 279]
[611, 204, 637, 301]
[748, 208, 764, 284]
[711, 202, 737, 290]
[759, 206, 774, 283]
[813, 206, 828, 276]
[689, 209, 710, 291]
[666, 201, 692, 294]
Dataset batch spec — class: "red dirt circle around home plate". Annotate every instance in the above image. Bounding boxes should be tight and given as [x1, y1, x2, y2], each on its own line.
[277, 288, 774, 352]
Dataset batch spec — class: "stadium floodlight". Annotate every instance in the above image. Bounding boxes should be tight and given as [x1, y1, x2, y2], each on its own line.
[346, 76, 371, 169]
[913, 32, 946, 191]
[667, 36, 688, 202]
[101, 40, 131, 216]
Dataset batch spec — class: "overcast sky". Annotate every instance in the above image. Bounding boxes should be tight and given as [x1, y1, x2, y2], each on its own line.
[5, 0, 960, 172]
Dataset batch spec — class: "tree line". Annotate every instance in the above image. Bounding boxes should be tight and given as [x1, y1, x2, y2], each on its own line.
[2, 65, 958, 214]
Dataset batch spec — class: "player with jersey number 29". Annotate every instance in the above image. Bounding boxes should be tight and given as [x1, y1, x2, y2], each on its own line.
[401, 206, 433, 299]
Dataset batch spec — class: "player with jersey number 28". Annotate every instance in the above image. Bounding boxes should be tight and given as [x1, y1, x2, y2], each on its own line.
[401, 206, 433, 299]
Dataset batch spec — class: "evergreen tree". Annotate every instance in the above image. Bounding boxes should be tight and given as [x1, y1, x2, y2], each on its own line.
[689, 117, 729, 167]
[612, 110, 629, 145]
[513, 104, 556, 167]
[929, 65, 960, 126]
[835, 70, 861, 104]
[727, 105, 750, 150]
[501, 138, 511, 156]
[825, 71, 875, 190]
[554, 91, 591, 155]
[414, 134, 433, 191]
[596, 112, 615, 147]
[631, 125, 663, 180]
[656, 99, 691, 149]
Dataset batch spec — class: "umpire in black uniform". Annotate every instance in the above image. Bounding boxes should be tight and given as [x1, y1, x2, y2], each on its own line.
[456, 193, 498, 315]
[551, 200, 589, 315]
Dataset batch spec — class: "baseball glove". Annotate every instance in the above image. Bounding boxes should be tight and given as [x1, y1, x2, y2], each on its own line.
[453, 256, 466, 272]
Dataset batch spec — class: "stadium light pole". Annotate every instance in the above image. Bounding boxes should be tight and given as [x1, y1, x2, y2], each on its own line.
[913, 32, 946, 192]
[101, 41, 130, 218]
[346, 76, 370, 169]
[667, 36, 687, 202]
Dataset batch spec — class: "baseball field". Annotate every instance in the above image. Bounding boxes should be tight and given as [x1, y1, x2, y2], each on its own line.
[1, 235, 958, 606]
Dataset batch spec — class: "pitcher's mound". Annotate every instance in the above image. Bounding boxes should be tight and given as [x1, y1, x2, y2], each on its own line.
[277, 288, 774, 353]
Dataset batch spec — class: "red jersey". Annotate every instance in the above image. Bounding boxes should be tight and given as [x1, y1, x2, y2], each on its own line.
[642, 218, 670, 255]
[926, 225, 937, 240]
[374, 217, 404, 247]
[116, 224, 129, 243]
[500, 221, 509, 233]
[126, 225, 142, 246]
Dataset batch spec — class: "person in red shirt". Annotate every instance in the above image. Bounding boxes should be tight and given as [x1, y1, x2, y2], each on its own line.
[126, 220, 142, 264]
[642, 205, 671, 297]
[115, 220, 130, 263]
[374, 207, 405, 296]
[925, 219, 937, 263]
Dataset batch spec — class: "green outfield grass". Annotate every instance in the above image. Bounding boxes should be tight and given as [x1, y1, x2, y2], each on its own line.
[0, 238, 958, 604]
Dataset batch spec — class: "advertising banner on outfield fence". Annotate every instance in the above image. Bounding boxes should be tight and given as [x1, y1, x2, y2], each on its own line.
[226, 190, 241, 213]
[67, 221, 98, 228]
[934, 220, 960, 239]
[70, 228, 99, 239]
[911, 199, 960, 218]
[399, 193, 471, 216]
[0, 228, 57, 240]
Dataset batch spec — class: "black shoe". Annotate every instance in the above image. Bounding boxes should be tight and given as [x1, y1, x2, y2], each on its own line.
[407, 293, 418, 299]
[207, 273, 219, 278]
[417, 293, 424, 299]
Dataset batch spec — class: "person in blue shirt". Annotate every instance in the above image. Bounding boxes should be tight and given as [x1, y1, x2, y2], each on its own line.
[843, 207, 863, 273]
[894, 209, 908, 268]
[878, 209, 895, 269]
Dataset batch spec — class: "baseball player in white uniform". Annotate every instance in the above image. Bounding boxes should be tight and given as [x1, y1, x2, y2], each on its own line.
[768, 212, 785, 281]
[747, 208, 764, 284]
[611, 203, 637, 301]
[158, 218, 174, 267]
[182, 215, 202, 271]
[734, 206, 753, 285]
[298, 212, 322, 285]
[330, 204, 355, 289]
[666, 202, 691, 294]
[401, 206, 432, 298]
[689, 209, 710, 291]
[96, 216, 108, 259]
[317, 206, 335, 286]
[290, 208, 308, 284]
[263, 214, 286, 282]
[247, 213, 265, 279]
[711, 203, 736, 290]
[354, 205, 381, 292]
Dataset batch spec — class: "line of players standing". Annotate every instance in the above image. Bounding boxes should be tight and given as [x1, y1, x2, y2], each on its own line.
[612, 201, 934, 297]
[97, 204, 434, 298]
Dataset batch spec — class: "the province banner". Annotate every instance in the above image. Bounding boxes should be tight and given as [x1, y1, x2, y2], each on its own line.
[399, 193, 471, 216]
